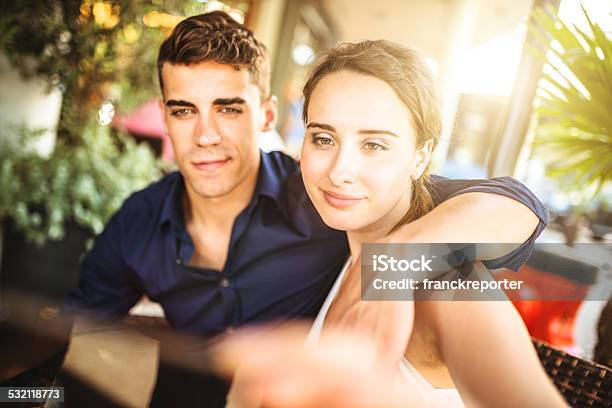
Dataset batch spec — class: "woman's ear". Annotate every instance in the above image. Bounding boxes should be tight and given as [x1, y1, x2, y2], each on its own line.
[261, 95, 278, 132]
[411, 139, 434, 180]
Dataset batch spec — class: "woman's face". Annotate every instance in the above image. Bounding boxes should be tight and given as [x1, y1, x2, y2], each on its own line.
[300, 70, 432, 235]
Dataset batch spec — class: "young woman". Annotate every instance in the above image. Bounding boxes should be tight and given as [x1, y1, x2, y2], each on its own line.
[222, 40, 568, 408]
[301, 39, 567, 408]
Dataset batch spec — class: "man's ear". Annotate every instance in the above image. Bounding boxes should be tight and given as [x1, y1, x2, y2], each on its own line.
[411, 139, 434, 180]
[261, 95, 278, 132]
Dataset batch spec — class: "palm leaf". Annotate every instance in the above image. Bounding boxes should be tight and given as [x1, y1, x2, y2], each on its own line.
[528, 5, 612, 194]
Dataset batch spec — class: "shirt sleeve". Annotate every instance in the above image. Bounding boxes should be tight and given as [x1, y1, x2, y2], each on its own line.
[428, 175, 549, 272]
[62, 209, 143, 321]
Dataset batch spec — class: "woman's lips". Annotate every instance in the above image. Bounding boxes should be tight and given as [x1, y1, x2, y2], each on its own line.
[192, 158, 230, 172]
[321, 189, 365, 209]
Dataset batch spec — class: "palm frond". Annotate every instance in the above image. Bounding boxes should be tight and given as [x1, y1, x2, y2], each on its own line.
[529, 5, 612, 195]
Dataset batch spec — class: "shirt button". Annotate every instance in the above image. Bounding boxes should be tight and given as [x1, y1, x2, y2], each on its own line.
[175, 258, 182, 265]
[220, 278, 230, 288]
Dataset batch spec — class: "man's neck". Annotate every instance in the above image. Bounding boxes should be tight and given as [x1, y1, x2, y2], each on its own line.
[183, 169, 259, 231]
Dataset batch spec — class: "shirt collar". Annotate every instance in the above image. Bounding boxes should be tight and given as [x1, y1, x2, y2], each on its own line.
[159, 172, 186, 235]
[254, 150, 284, 206]
[159, 151, 285, 234]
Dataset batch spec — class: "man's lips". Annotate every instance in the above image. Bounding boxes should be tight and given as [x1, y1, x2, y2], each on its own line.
[192, 158, 230, 171]
[321, 189, 365, 209]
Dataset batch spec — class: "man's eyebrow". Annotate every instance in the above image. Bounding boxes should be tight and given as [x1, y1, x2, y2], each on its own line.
[213, 97, 246, 105]
[166, 100, 196, 108]
[306, 122, 335, 132]
[358, 129, 400, 138]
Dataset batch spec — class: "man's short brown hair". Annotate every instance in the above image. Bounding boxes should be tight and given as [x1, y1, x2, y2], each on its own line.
[157, 11, 270, 98]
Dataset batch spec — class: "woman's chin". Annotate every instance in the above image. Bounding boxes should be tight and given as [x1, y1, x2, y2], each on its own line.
[319, 211, 366, 232]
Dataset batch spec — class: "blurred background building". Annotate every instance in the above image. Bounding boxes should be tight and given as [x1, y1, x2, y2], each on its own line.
[1, 0, 610, 211]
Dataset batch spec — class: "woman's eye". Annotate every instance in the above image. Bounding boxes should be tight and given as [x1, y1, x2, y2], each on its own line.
[363, 142, 387, 151]
[311, 135, 335, 147]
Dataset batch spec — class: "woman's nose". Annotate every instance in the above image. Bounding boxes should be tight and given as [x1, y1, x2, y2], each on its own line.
[328, 149, 358, 186]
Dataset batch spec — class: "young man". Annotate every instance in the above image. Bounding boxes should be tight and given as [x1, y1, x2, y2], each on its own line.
[64, 11, 548, 406]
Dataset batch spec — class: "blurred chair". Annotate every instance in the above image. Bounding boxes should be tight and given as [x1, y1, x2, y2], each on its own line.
[534, 339, 611, 408]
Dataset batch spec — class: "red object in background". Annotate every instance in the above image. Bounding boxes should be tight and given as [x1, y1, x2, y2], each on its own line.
[112, 99, 174, 162]
[514, 300, 582, 348]
[498, 265, 589, 350]
[513, 300, 542, 327]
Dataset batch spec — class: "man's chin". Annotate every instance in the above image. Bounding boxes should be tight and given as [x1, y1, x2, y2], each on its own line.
[183, 175, 233, 199]
[192, 185, 234, 199]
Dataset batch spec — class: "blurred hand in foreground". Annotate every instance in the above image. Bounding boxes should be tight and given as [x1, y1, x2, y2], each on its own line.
[212, 323, 415, 408]
[325, 254, 415, 370]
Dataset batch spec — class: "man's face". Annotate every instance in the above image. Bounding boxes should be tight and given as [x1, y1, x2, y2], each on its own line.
[161, 61, 276, 199]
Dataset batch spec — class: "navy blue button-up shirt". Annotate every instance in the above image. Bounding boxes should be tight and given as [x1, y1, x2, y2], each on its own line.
[65, 151, 548, 336]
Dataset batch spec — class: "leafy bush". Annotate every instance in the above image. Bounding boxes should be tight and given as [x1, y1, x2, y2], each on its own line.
[0, 125, 162, 245]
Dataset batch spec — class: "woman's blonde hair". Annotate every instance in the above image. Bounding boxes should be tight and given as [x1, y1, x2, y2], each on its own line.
[302, 40, 442, 226]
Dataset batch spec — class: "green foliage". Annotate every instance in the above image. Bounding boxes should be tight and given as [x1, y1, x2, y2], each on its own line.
[0, 1, 185, 245]
[528, 5, 612, 195]
[0, 125, 163, 246]
[0, 0, 196, 141]
[0, 1, 250, 245]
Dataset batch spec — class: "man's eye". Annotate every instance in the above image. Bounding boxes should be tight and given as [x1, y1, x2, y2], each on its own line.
[363, 142, 387, 151]
[170, 108, 195, 118]
[219, 107, 242, 114]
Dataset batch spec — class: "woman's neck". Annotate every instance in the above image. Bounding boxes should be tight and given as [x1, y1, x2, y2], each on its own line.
[346, 229, 388, 262]
[346, 194, 412, 260]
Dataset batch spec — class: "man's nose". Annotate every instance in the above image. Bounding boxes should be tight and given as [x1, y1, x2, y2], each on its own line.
[195, 115, 222, 146]
[328, 147, 358, 186]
